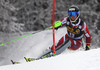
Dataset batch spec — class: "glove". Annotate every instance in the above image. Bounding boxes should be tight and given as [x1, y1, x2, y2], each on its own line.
[45, 21, 62, 30]
[54, 21, 62, 28]
[85, 46, 90, 51]
[54, 21, 62, 30]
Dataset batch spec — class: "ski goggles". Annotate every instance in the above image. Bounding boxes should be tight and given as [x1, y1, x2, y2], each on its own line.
[68, 11, 79, 17]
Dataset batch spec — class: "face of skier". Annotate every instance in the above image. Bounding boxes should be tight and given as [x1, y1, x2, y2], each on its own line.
[68, 11, 79, 22]
[70, 15, 77, 21]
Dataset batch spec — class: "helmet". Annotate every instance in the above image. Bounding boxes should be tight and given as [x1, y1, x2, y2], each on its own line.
[68, 5, 80, 22]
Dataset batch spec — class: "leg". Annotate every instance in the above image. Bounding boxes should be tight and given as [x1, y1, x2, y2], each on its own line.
[51, 34, 69, 51]
[68, 39, 82, 50]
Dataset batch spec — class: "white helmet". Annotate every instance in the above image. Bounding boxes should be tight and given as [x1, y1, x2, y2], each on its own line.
[68, 5, 80, 22]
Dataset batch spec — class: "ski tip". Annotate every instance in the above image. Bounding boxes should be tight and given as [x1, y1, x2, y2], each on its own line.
[11, 60, 14, 64]
[24, 57, 30, 62]
[11, 60, 13, 62]
[24, 57, 27, 61]
[24, 57, 26, 59]
[10, 60, 20, 64]
[24, 57, 38, 62]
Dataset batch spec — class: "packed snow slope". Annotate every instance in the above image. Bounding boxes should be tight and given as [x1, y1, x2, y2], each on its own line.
[0, 48, 100, 70]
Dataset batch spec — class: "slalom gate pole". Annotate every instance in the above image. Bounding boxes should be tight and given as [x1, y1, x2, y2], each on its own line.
[52, 0, 56, 56]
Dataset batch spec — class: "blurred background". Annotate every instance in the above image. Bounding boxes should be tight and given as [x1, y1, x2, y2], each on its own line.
[0, 0, 100, 51]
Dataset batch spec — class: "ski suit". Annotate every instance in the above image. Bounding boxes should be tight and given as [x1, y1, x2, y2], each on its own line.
[51, 17, 91, 50]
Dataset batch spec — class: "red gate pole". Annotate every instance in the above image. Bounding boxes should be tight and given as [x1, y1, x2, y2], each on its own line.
[52, 0, 56, 56]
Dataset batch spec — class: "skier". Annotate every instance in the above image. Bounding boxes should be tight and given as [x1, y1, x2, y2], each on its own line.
[10, 5, 92, 63]
[50, 5, 91, 52]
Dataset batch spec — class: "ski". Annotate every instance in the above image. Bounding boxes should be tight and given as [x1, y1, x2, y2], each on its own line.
[11, 60, 20, 64]
[24, 51, 54, 62]
[24, 57, 38, 62]
[37, 39, 70, 59]
[24, 52, 53, 62]
[11, 39, 70, 64]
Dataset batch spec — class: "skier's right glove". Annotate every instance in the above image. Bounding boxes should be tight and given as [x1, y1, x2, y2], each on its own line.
[85, 46, 90, 51]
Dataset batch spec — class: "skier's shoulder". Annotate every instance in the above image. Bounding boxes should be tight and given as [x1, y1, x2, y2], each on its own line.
[79, 18, 87, 26]
[65, 17, 70, 22]
[79, 18, 87, 30]
[61, 17, 69, 21]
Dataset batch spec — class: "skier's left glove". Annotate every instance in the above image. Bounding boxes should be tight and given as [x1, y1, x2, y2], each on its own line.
[45, 21, 62, 30]
[54, 21, 62, 28]
[85, 46, 90, 51]
[54, 21, 62, 30]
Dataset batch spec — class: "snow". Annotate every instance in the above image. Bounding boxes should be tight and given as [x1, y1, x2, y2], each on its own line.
[0, 27, 100, 70]
[0, 48, 100, 70]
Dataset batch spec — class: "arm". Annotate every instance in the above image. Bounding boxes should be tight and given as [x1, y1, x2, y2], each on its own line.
[82, 22, 91, 50]
[55, 17, 68, 30]
[60, 17, 68, 26]
[47, 17, 68, 30]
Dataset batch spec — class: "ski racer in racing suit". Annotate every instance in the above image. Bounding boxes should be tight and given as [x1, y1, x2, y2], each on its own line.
[51, 5, 91, 51]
